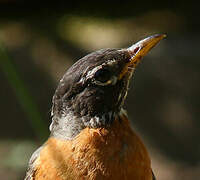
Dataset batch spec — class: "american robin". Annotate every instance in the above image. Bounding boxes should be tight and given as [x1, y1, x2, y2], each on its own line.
[25, 34, 166, 180]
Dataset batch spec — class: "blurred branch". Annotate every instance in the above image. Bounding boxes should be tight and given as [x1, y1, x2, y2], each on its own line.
[0, 43, 48, 141]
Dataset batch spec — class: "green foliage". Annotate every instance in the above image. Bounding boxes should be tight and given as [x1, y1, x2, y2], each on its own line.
[0, 43, 48, 141]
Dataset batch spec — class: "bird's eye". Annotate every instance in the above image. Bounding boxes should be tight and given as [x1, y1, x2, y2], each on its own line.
[92, 68, 117, 86]
[94, 69, 111, 83]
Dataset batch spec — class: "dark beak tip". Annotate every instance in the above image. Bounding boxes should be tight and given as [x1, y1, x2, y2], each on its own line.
[127, 33, 166, 54]
[151, 33, 167, 39]
[119, 33, 166, 79]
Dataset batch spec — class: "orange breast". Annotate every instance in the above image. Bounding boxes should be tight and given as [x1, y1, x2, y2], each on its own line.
[34, 114, 153, 180]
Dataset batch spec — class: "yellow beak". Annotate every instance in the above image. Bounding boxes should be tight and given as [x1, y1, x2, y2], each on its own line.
[119, 34, 166, 79]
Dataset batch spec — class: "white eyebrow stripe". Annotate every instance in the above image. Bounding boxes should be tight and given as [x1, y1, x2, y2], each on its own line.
[86, 65, 102, 79]
[78, 65, 102, 84]
[86, 59, 117, 78]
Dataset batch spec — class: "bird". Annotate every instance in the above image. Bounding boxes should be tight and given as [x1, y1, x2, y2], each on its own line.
[25, 34, 166, 180]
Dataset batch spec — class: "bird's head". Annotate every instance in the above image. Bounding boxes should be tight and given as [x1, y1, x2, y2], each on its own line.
[51, 34, 165, 132]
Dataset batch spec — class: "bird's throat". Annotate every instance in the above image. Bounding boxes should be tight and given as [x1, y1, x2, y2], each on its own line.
[50, 109, 127, 140]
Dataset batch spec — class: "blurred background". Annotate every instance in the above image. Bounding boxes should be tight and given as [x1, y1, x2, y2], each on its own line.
[0, 1, 199, 180]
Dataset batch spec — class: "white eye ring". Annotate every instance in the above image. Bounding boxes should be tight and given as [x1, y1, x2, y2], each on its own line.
[93, 76, 117, 86]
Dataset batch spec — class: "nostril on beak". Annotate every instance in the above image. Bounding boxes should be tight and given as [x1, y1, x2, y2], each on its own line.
[133, 46, 140, 54]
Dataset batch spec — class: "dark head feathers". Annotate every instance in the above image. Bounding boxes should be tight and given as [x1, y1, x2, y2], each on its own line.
[52, 48, 131, 119]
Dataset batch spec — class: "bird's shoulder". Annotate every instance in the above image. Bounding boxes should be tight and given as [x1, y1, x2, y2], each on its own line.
[24, 146, 42, 180]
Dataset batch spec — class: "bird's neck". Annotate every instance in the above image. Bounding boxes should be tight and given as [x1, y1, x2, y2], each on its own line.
[49, 109, 127, 140]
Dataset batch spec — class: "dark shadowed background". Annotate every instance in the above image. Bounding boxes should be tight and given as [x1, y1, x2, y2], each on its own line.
[0, 1, 199, 180]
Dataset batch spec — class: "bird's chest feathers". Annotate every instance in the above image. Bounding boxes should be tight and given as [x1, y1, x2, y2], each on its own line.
[37, 116, 152, 179]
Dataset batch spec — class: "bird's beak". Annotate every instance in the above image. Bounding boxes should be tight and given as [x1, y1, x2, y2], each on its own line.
[119, 34, 166, 79]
